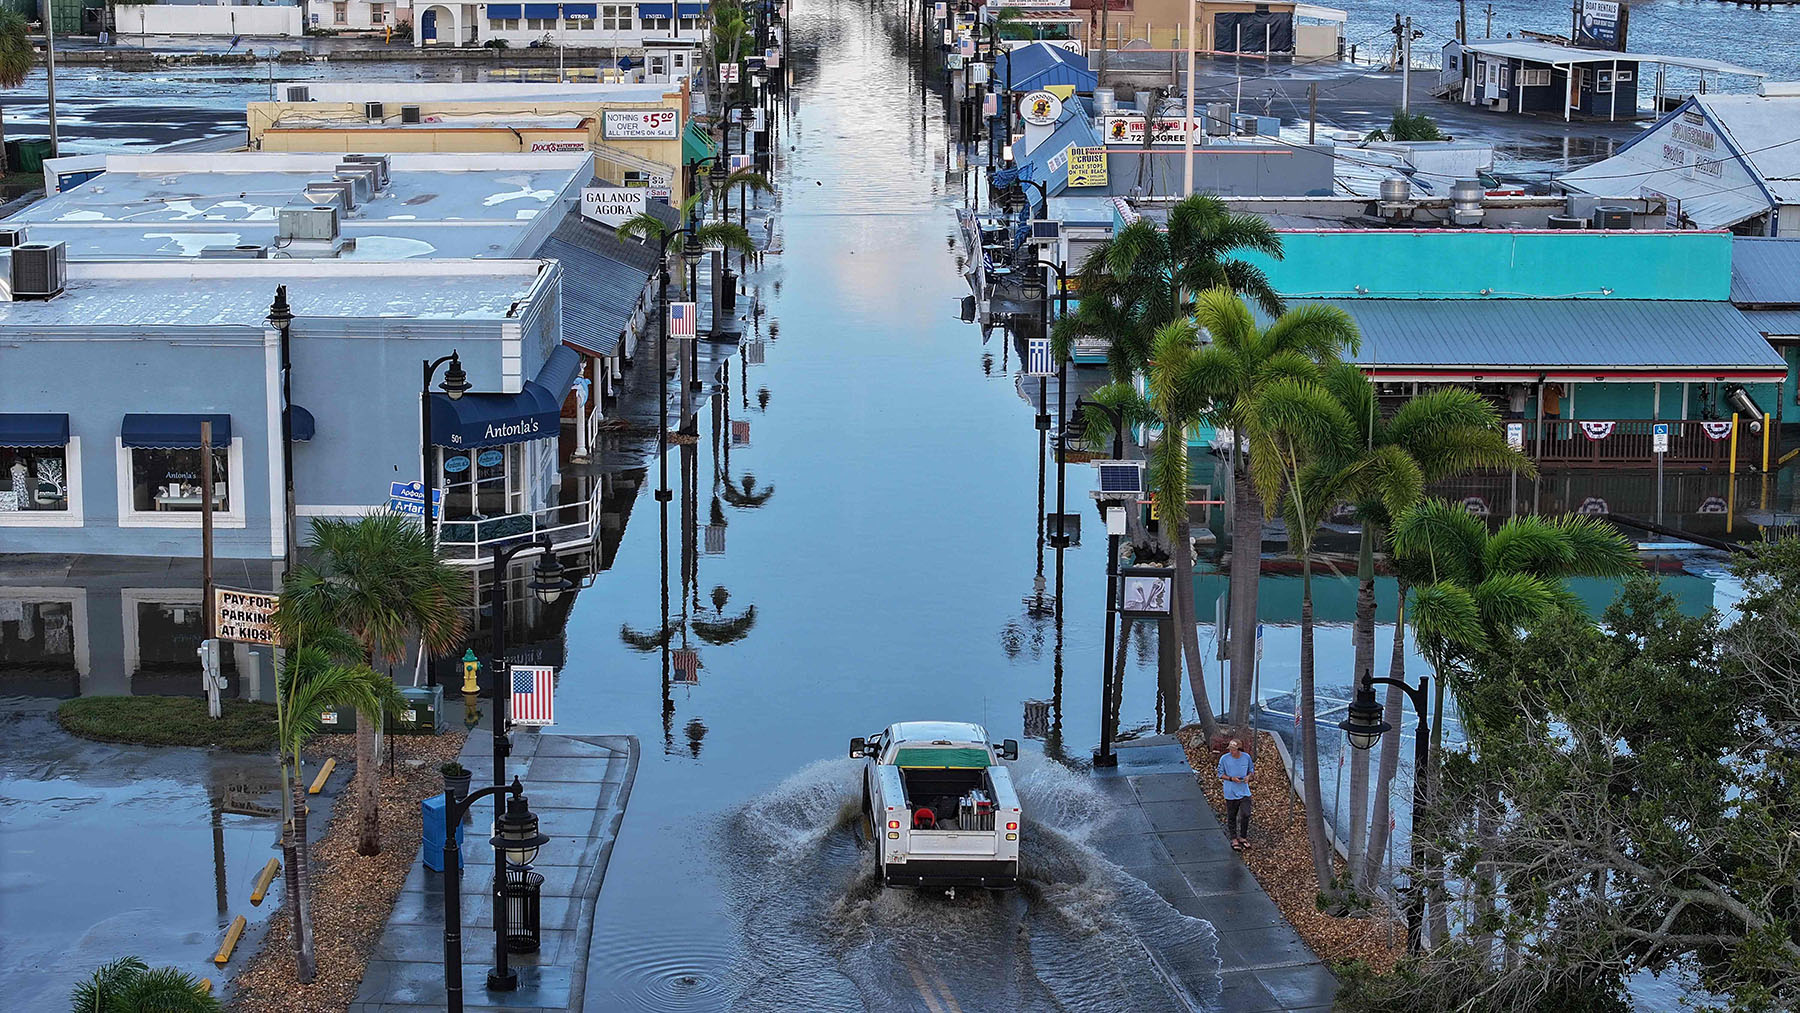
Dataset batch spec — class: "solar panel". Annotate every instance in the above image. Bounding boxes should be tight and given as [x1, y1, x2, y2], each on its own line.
[1092, 460, 1144, 499]
[1030, 220, 1061, 241]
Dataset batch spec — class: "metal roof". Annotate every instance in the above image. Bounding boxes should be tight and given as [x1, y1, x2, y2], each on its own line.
[1693, 93, 1800, 205]
[1730, 238, 1800, 305]
[534, 214, 658, 358]
[1460, 39, 1766, 77]
[1325, 299, 1786, 374]
[1739, 307, 1800, 337]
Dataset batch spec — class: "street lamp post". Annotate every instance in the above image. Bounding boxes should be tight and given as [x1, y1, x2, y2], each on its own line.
[440, 776, 549, 1013]
[1070, 397, 1127, 766]
[483, 538, 572, 992]
[1339, 675, 1432, 954]
[421, 352, 472, 544]
[267, 287, 297, 573]
[1018, 257, 1072, 549]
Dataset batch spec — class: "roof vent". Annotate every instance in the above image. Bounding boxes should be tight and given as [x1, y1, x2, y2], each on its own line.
[401, 105, 422, 124]
[0, 226, 26, 248]
[1378, 176, 1414, 219]
[303, 178, 355, 212]
[365, 101, 385, 121]
[11, 242, 66, 300]
[286, 85, 311, 102]
[1450, 178, 1485, 227]
[335, 163, 381, 196]
[278, 204, 341, 243]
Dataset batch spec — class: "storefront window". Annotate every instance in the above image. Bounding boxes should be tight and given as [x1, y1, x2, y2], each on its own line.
[130, 447, 228, 513]
[0, 599, 77, 674]
[441, 445, 521, 521]
[0, 445, 70, 512]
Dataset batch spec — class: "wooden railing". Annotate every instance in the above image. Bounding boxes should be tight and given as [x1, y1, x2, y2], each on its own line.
[1521, 419, 1746, 468]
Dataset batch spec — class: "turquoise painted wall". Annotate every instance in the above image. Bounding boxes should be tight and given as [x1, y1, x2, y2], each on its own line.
[1236, 230, 1733, 301]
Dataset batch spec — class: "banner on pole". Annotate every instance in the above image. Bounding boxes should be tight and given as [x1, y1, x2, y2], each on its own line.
[509, 665, 556, 726]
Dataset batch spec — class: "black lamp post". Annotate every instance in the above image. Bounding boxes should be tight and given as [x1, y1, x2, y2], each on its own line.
[1339, 675, 1432, 954]
[421, 351, 471, 544]
[268, 287, 297, 573]
[440, 776, 550, 1013]
[1071, 397, 1127, 767]
[483, 538, 572, 992]
[683, 203, 707, 399]
[1019, 257, 1073, 549]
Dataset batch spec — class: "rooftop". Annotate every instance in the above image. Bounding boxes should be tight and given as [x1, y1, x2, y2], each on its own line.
[10, 152, 595, 260]
[284, 81, 681, 104]
[1459, 38, 1767, 77]
[0, 260, 548, 330]
[265, 113, 593, 131]
[1730, 237, 1800, 306]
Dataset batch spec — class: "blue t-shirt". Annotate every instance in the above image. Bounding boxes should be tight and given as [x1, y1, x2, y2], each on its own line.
[1217, 751, 1253, 800]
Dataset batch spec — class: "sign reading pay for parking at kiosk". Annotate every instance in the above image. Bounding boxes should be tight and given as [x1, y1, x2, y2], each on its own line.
[214, 587, 279, 646]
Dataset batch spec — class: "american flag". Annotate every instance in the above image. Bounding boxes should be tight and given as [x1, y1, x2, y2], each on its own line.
[1026, 338, 1054, 377]
[743, 340, 765, 365]
[510, 665, 555, 726]
[668, 301, 697, 339]
[672, 649, 699, 685]
[704, 524, 726, 554]
[731, 420, 751, 447]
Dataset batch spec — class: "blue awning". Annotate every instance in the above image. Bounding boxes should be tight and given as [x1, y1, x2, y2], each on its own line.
[677, 1, 706, 13]
[121, 413, 231, 449]
[487, 2, 522, 15]
[287, 405, 315, 442]
[562, 2, 597, 15]
[429, 347, 580, 449]
[522, 3, 560, 17]
[0, 413, 69, 447]
[637, 2, 672, 17]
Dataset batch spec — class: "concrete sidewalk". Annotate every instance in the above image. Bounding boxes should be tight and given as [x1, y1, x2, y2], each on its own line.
[1091, 735, 1336, 1013]
[349, 731, 638, 1013]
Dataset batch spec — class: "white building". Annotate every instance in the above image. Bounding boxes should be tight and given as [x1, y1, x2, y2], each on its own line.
[409, 0, 711, 49]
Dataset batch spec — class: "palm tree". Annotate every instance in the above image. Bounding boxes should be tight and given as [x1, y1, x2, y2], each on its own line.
[710, 167, 770, 222]
[1317, 366, 1535, 892]
[617, 194, 756, 300]
[269, 626, 401, 984]
[1060, 193, 1284, 383]
[1189, 290, 1359, 740]
[1081, 319, 1225, 742]
[275, 513, 468, 857]
[1387, 500, 1639, 943]
[69, 956, 222, 1013]
[0, 10, 34, 175]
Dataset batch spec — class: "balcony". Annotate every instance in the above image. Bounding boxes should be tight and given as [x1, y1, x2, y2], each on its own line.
[1519, 418, 1769, 469]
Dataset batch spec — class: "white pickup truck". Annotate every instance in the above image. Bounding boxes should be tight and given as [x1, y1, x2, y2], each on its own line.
[852, 721, 1022, 890]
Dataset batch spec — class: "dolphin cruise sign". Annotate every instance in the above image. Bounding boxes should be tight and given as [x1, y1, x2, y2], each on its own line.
[429, 347, 580, 450]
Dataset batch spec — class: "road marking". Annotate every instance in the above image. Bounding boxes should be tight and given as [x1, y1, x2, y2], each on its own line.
[928, 963, 966, 1013]
[902, 956, 946, 1013]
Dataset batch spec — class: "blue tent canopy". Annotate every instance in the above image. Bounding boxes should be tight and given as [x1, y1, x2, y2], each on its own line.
[121, 414, 231, 449]
[430, 347, 579, 449]
[0, 412, 69, 447]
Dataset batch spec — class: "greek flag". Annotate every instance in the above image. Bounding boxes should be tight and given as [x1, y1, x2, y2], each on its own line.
[1026, 338, 1054, 377]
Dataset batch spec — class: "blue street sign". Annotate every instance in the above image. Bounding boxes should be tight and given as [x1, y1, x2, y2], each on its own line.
[1652, 422, 1670, 454]
[388, 480, 443, 520]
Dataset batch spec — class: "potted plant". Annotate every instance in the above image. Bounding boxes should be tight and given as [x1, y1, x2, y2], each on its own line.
[440, 761, 472, 799]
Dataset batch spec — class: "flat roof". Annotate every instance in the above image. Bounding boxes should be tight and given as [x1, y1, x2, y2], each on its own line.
[267, 113, 592, 131]
[10, 153, 594, 261]
[0, 260, 547, 329]
[289, 81, 680, 104]
[1460, 38, 1767, 77]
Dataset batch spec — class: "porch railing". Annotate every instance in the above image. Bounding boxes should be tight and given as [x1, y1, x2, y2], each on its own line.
[436, 496, 598, 564]
[1522, 418, 1751, 468]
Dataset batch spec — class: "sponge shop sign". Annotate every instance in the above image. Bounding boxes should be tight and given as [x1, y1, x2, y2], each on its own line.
[603, 109, 680, 139]
[214, 587, 279, 647]
[582, 187, 648, 228]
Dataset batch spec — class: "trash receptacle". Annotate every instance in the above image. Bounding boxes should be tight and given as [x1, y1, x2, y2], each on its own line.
[421, 794, 465, 872]
[395, 685, 444, 735]
[15, 140, 52, 173]
[503, 868, 544, 953]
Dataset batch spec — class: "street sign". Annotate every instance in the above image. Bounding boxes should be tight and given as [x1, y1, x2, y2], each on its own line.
[1026, 337, 1054, 376]
[719, 62, 740, 84]
[214, 586, 279, 646]
[1256, 622, 1265, 660]
[1653, 422, 1670, 453]
[1506, 421, 1525, 450]
[388, 480, 443, 520]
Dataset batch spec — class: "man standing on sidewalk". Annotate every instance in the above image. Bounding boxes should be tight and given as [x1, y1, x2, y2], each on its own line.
[1217, 739, 1254, 851]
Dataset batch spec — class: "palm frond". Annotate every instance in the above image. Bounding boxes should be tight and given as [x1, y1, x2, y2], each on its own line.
[1391, 499, 1488, 585]
[615, 211, 668, 244]
[1262, 301, 1360, 361]
[70, 955, 150, 1013]
[0, 11, 33, 91]
[692, 221, 756, 255]
[1550, 514, 1641, 578]
[1485, 516, 1576, 578]
[1411, 581, 1485, 655]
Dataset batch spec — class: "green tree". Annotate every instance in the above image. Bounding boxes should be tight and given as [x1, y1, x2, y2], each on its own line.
[1365, 109, 1443, 142]
[1078, 319, 1225, 742]
[0, 10, 34, 175]
[1390, 500, 1638, 944]
[69, 956, 222, 1013]
[1189, 289, 1359, 740]
[1316, 368, 1534, 892]
[267, 623, 401, 984]
[617, 194, 755, 300]
[275, 513, 468, 858]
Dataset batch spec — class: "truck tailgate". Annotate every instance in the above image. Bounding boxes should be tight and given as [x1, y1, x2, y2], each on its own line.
[907, 830, 998, 857]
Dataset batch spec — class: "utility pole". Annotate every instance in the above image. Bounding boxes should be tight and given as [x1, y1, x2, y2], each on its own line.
[44, 0, 60, 157]
[1308, 81, 1317, 143]
[1487, 3, 1495, 38]
[1458, 0, 1467, 41]
[1401, 17, 1412, 113]
[1182, 0, 1197, 196]
[201, 419, 218, 716]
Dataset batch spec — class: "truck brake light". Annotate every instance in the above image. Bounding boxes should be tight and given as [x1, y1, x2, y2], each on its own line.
[888, 820, 900, 830]
[1005, 822, 1018, 831]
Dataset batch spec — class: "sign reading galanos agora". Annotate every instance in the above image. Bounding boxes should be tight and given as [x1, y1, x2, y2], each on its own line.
[214, 587, 279, 646]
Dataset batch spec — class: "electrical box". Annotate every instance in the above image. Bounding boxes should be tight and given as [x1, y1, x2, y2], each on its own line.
[395, 685, 446, 735]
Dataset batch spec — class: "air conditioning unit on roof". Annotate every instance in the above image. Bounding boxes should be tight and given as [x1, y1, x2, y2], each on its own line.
[11, 242, 66, 300]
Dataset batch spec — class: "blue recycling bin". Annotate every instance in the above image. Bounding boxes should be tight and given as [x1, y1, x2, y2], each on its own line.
[420, 794, 465, 872]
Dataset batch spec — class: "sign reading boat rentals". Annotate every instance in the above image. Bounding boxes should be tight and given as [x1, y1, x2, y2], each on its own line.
[603, 109, 679, 139]
[582, 187, 648, 228]
[214, 587, 279, 646]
